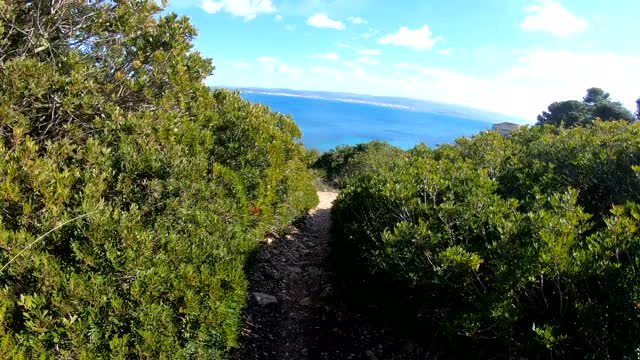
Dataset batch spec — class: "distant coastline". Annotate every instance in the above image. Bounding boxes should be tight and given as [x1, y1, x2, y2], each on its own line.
[228, 87, 529, 125]
[239, 90, 496, 151]
[239, 89, 414, 111]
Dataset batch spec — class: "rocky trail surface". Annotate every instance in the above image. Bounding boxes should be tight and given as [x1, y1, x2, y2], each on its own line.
[231, 191, 427, 360]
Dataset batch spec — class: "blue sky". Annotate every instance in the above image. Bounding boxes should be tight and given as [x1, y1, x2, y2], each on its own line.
[163, 0, 639, 121]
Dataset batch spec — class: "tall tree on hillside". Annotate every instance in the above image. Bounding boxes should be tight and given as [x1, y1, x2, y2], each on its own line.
[636, 98, 640, 121]
[537, 88, 635, 127]
[591, 101, 636, 123]
[583, 87, 610, 105]
[537, 100, 589, 127]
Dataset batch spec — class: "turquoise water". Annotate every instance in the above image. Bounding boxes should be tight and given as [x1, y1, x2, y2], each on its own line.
[241, 93, 494, 152]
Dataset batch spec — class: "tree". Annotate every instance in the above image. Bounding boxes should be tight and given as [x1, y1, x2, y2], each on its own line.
[536, 100, 589, 127]
[537, 88, 635, 127]
[583, 87, 610, 105]
[590, 101, 635, 123]
[636, 98, 640, 121]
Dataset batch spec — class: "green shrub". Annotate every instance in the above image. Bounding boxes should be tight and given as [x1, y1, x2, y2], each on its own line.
[452, 122, 640, 227]
[0, 1, 317, 358]
[313, 140, 404, 187]
[300, 148, 321, 167]
[331, 123, 640, 358]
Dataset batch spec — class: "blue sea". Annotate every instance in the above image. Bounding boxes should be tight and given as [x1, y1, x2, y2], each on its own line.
[241, 93, 494, 152]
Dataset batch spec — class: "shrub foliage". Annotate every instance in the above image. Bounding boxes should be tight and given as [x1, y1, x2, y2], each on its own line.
[312, 140, 404, 187]
[0, 1, 317, 358]
[332, 122, 640, 358]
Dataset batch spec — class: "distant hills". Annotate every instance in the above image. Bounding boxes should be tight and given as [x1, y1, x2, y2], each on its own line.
[226, 87, 529, 125]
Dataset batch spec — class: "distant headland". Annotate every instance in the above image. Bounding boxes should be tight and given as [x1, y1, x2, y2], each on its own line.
[237, 89, 414, 111]
[223, 86, 529, 125]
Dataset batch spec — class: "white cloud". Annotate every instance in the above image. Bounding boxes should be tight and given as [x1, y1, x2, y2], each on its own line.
[437, 49, 453, 55]
[307, 13, 345, 30]
[211, 49, 639, 122]
[251, 56, 304, 77]
[521, 0, 587, 37]
[336, 43, 351, 48]
[495, 51, 640, 114]
[347, 16, 367, 25]
[357, 49, 380, 56]
[361, 33, 372, 39]
[201, 0, 276, 20]
[285, 24, 296, 31]
[201, 0, 224, 13]
[393, 51, 640, 119]
[276, 63, 304, 76]
[310, 66, 340, 75]
[394, 64, 474, 84]
[275, 14, 283, 21]
[256, 56, 279, 64]
[225, 61, 251, 69]
[355, 56, 379, 65]
[312, 52, 339, 61]
[378, 25, 443, 51]
[245, 50, 638, 120]
[343, 60, 357, 68]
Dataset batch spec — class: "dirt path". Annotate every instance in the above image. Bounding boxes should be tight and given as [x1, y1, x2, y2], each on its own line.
[231, 191, 427, 360]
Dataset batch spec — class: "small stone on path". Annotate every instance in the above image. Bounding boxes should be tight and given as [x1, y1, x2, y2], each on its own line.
[299, 297, 312, 306]
[365, 349, 379, 360]
[252, 292, 278, 306]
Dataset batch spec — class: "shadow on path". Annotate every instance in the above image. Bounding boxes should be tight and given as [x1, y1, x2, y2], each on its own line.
[231, 192, 428, 360]
[231, 192, 337, 360]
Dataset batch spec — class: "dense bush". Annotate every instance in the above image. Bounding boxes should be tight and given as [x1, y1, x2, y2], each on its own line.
[332, 122, 640, 358]
[450, 122, 640, 227]
[312, 140, 404, 187]
[0, 1, 317, 358]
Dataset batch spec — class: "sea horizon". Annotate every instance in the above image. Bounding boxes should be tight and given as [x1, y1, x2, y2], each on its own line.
[239, 90, 501, 152]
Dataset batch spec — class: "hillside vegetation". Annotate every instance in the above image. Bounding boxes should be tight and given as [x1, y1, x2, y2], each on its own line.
[326, 120, 640, 358]
[3, 1, 640, 359]
[0, 1, 317, 358]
